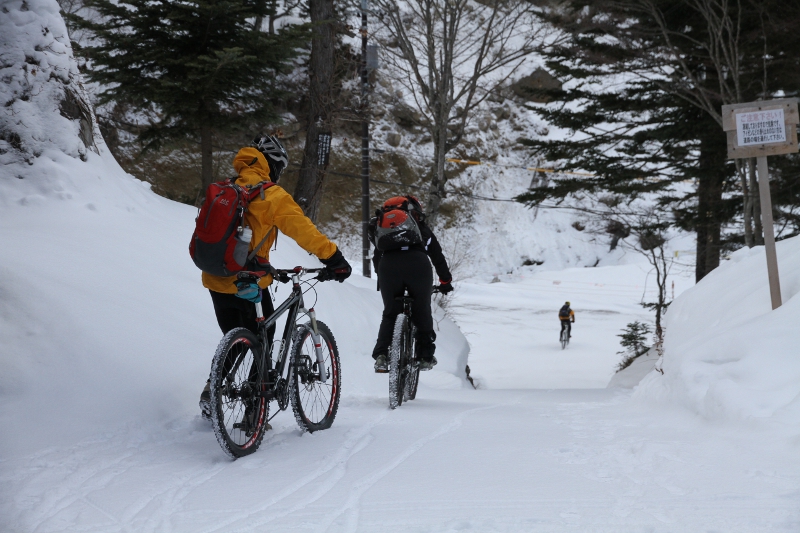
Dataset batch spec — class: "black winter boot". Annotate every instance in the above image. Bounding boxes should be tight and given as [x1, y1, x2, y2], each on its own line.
[416, 331, 437, 371]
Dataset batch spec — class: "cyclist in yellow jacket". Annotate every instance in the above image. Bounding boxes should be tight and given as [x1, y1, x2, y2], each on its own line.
[558, 301, 575, 340]
[200, 134, 351, 418]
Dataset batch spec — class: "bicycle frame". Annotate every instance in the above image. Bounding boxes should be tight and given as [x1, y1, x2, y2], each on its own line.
[244, 268, 328, 403]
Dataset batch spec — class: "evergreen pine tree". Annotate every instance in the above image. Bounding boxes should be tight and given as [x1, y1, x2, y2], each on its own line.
[616, 321, 651, 371]
[518, 0, 800, 281]
[69, 0, 307, 191]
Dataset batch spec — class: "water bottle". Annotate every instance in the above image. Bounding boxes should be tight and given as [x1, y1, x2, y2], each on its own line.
[233, 226, 252, 268]
[239, 226, 253, 243]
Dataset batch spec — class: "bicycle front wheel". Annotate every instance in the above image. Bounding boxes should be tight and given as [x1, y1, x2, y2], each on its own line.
[389, 314, 412, 409]
[209, 328, 269, 459]
[290, 321, 341, 432]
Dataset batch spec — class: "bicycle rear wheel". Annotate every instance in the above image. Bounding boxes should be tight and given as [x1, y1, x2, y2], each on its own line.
[209, 328, 269, 459]
[405, 323, 420, 401]
[560, 328, 568, 349]
[389, 314, 412, 409]
[290, 321, 341, 432]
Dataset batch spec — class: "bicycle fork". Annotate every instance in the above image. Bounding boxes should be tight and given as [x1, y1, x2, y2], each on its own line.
[251, 274, 328, 384]
[293, 272, 328, 384]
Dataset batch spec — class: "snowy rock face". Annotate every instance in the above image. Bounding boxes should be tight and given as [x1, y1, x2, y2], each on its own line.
[635, 236, 800, 421]
[0, 0, 98, 166]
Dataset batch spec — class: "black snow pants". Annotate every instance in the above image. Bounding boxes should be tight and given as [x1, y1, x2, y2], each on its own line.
[372, 250, 435, 359]
[209, 290, 276, 346]
[209, 290, 277, 381]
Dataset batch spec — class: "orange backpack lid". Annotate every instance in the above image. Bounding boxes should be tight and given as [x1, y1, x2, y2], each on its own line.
[382, 196, 409, 211]
[378, 209, 411, 228]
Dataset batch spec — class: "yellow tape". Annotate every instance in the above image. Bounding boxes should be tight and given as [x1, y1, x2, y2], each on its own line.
[445, 158, 596, 177]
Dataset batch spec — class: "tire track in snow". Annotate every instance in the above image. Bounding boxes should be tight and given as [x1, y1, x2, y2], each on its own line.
[144, 428, 299, 531]
[19, 442, 140, 533]
[319, 396, 521, 533]
[199, 408, 392, 533]
[134, 461, 229, 531]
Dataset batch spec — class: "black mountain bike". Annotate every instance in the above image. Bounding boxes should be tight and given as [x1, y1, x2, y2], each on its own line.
[389, 286, 440, 410]
[560, 322, 571, 350]
[208, 267, 340, 459]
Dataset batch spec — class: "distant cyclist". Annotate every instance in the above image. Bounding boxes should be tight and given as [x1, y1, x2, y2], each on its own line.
[558, 301, 575, 340]
[368, 195, 453, 373]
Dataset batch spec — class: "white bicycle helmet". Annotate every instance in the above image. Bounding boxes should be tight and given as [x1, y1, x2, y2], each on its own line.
[252, 134, 289, 182]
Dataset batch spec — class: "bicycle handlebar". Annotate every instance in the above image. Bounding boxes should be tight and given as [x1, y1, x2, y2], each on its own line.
[236, 266, 327, 285]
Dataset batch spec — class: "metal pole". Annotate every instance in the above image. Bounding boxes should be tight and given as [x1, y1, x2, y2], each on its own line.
[360, 0, 371, 278]
[756, 155, 782, 309]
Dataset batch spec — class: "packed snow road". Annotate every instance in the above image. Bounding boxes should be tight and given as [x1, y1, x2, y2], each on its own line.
[4, 387, 797, 532]
[451, 263, 695, 389]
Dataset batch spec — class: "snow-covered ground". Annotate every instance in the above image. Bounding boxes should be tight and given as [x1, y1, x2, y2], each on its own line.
[6, 387, 799, 532]
[3, 2, 800, 529]
[3, 147, 799, 531]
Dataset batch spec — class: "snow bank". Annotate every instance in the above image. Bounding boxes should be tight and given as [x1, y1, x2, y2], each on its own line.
[635, 236, 800, 421]
[0, 0, 99, 165]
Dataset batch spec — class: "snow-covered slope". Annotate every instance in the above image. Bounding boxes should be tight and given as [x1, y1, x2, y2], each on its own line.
[636, 237, 800, 421]
[0, 147, 469, 460]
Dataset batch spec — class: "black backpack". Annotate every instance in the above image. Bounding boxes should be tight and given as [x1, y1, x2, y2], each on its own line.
[559, 305, 571, 318]
[373, 196, 425, 252]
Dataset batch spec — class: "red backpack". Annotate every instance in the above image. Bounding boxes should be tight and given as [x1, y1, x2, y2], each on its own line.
[373, 196, 425, 252]
[189, 178, 276, 277]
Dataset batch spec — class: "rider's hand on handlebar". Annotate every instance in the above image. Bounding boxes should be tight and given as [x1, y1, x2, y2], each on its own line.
[437, 280, 454, 295]
[319, 249, 352, 283]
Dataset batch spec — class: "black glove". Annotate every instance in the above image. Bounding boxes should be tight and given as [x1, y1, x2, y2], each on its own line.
[438, 280, 454, 294]
[320, 249, 352, 283]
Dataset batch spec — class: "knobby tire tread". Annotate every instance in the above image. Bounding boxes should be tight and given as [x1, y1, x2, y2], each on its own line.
[209, 328, 269, 459]
[290, 321, 341, 433]
[389, 314, 409, 409]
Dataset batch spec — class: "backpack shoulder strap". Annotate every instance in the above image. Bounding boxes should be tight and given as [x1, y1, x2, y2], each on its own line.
[247, 226, 276, 263]
[259, 181, 276, 200]
[244, 182, 279, 263]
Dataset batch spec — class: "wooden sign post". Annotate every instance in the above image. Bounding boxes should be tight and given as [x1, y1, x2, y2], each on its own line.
[722, 98, 800, 310]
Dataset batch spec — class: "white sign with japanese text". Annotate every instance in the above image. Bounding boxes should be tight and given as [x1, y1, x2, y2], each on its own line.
[736, 109, 787, 146]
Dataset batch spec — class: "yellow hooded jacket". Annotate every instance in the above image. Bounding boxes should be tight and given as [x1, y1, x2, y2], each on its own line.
[202, 147, 338, 294]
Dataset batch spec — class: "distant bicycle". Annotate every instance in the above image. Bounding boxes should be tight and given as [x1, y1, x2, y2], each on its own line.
[389, 286, 441, 409]
[208, 267, 341, 459]
[560, 327, 570, 350]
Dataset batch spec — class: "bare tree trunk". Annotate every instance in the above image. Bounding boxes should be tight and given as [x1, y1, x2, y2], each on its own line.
[293, 0, 335, 222]
[200, 123, 214, 191]
[651, 246, 667, 339]
[694, 122, 725, 282]
[749, 158, 764, 245]
[737, 159, 754, 248]
[427, 123, 448, 225]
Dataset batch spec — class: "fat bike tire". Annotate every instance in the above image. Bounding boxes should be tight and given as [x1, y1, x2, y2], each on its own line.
[389, 314, 411, 409]
[209, 328, 269, 459]
[405, 325, 420, 401]
[290, 321, 341, 432]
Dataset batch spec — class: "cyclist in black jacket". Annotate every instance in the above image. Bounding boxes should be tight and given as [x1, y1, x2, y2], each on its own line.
[368, 196, 453, 373]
